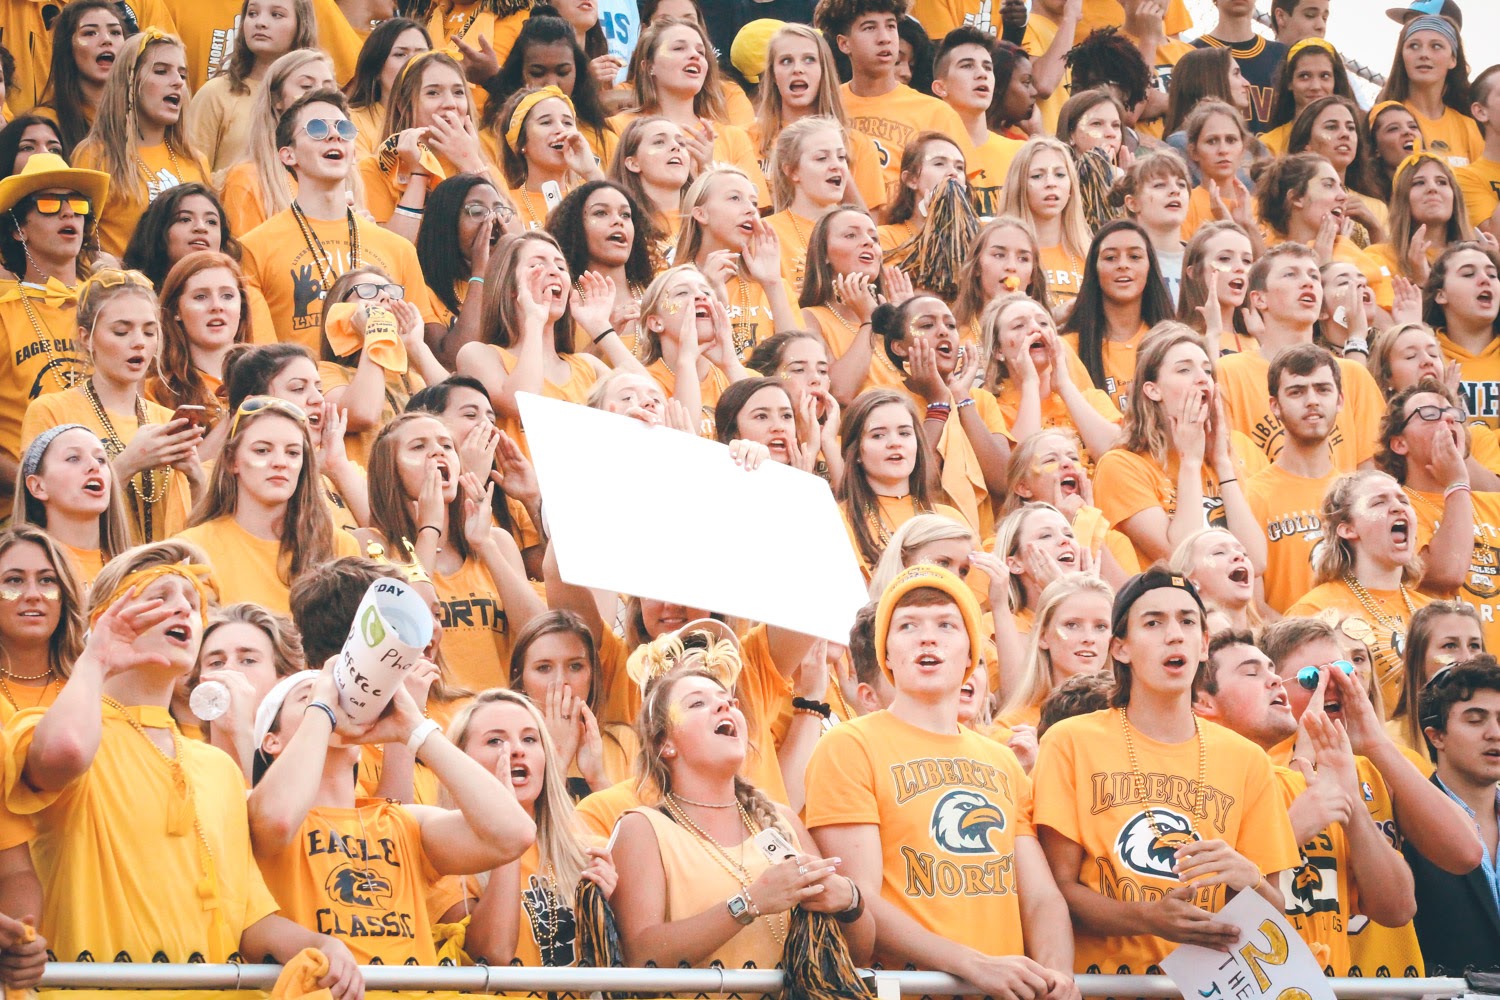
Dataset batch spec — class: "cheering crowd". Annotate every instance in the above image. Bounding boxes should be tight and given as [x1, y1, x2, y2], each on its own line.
[0, 0, 1497, 994]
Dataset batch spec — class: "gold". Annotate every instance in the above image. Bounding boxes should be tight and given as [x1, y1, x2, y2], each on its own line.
[1117, 707, 1207, 839]
[100, 697, 219, 910]
[662, 793, 788, 945]
[290, 202, 361, 293]
[15, 284, 82, 392]
[82, 378, 171, 539]
[1340, 572, 1416, 686]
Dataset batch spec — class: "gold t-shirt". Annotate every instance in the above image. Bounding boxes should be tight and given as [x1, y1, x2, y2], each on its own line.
[73, 142, 208, 257]
[1061, 324, 1146, 413]
[255, 798, 441, 965]
[1032, 709, 1300, 975]
[21, 388, 193, 542]
[1267, 738, 1421, 977]
[239, 209, 439, 351]
[968, 132, 1025, 218]
[1216, 352, 1384, 470]
[1244, 464, 1339, 615]
[1093, 432, 1269, 567]
[432, 554, 512, 693]
[1405, 486, 1500, 653]
[838, 84, 972, 194]
[1286, 581, 1433, 716]
[0, 281, 86, 463]
[4, 702, 279, 965]
[804, 709, 1034, 967]
[1438, 330, 1500, 430]
[1040, 243, 1085, 307]
[764, 210, 815, 290]
[1456, 156, 1500, 232]
[1405, 105, 1483, 168]
[187, 76, 258, 185]
[176, 516, 361, 615]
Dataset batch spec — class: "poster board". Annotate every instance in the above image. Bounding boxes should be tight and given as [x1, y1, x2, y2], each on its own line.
[518, 392, 868, 644]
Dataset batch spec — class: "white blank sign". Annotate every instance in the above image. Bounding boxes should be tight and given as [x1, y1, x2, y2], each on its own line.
[518, 392, 868, 644]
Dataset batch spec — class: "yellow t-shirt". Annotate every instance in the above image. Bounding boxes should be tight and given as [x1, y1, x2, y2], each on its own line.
[1245, 464, 1338, 615]
[429, 4, 528, 75]
[1, 0, 58, 115]
[1040, 243, 1085, 307]
[727, 625, 794, 806]
[574, 778, 640, 841]
[803, 304, 905, 399]
[848, 129, 889, 214]
[255, 798, 441, 965]
[877, 219, 919, 255]
[487, 347, 600, 451]
[1092, 432, 1269, 567]
[432, 554, 511, 693]
[991, 351, 1123, 466]
[1031, 709, 1300, 975]
[0, 281, 86, 463]
[1455, 156, 1500, 232]
[630, 805, 794, 973]
[361, 151, 501, 226]
[909, 0, 987, 38]
[843, 494, 973, 579]
[1181, 184, 1245, 244]
[1344, 743, 1429, 977]
[1216, 351, 1383, 470]
[1062, 325, 1146, 413]
[220, 160, 283, 236]
[968, 132, 1025, 219]
[59, 542, 107, 595]
[1406, 104, 1484, 168]
[503, 186, 552, 233]
[174, 0, 360, 93]
[839, 84, 972, 195]
[4, 702, 279, 964]
[176, 516, 361, 615]
[1261, 123, 1293, 157]
[1267, 739, 1422, 977]
[20, 388, 193, 542]
[721, 78, 755, 129]
[187, 75, 258, 186]
[1365, 241, 1431, 287]
[1438, 330, 1500, 430]
[349, 104, 387, 159]
[317, 361, 427, 468]
[430, 840, 595, 966]
[764, 210, 815, 290]
[72, 142, 209, 257]
[1070, 504, 1142, 577]
[1021, 15, 1069, 138]
[643, 359, 731, 437]
[1475, 423, 1500, 476]
[803, 710, 1033, 966]
[1405, 487, 1500, 653]
[886, 385, 1008, 537]
[719, 125, 774, 209]
[239, 209, 439, 350]
[1076, 0, 1190, 44]
[1270, 763, 1356, 975]
[1286, 580, 1433, 716]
